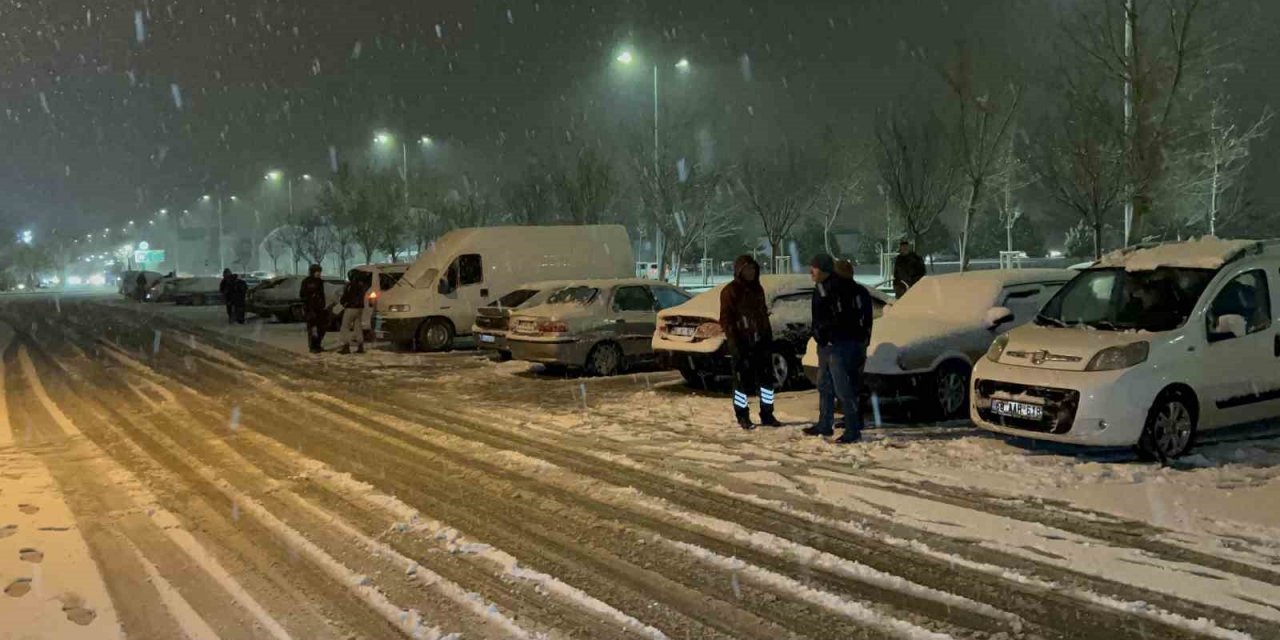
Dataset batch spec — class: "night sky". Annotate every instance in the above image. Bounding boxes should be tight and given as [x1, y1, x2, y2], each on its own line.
[2, 0, 1277, 239]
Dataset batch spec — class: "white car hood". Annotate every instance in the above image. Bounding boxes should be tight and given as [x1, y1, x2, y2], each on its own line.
[995, 324, 1152, 372]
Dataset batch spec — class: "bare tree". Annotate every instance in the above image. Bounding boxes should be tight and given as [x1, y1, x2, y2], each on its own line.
[552, 148, 617, 226]
[989, 134, 1036, 254]
[1062, 0, 1221, 241]
[501, 165, 557, 225]
[942, 45, 1022, 270]
[734, 146, 822, 272]
[1033, 91, 1128, 259]
[295, 208, 336, 267]
[634, 153, 731, 285]
[1194, 94, 1272, 235]
[874, 107, 958, 251]
[442, 175, 492, 230]
[262, 230, 288, 273]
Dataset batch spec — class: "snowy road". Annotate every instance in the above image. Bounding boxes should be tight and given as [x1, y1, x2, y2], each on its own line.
[2, 295, 1280, 639]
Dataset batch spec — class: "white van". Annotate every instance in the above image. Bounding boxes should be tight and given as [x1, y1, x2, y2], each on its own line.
[973, 237, 1280, 460]
[377, 225, 634, 351]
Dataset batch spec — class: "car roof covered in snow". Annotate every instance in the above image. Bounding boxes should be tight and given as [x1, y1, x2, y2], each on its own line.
[657, 274, 814, 318]
[1094, 237, 1263, 272]
[920, 268, 1078, 286]
[549, 277, 685, 290]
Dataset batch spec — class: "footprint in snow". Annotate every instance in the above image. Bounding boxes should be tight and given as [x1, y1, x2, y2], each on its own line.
[18, 504, 39, 515]
[5, 578, 32, 598]
[19, 548, 43, 563]
[60, 594, 96, 626]
[0, 524, 16, 538]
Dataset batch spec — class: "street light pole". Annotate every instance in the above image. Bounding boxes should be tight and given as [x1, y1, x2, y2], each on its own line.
[217, 195, 225, 272]
[402, 141, 410, 209]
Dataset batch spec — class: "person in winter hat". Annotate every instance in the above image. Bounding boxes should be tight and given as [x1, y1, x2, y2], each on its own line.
[719, 255, 780, 429]
[299, 264, 329, 353]
[337, 270, 370, 354]
[806, 253, 874, 443]
[219, 268, 235, 323]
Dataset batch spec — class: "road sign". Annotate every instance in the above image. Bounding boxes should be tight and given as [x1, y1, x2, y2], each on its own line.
[134, 249, 165, 265]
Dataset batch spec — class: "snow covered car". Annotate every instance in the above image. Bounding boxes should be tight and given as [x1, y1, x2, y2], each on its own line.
[170, 277, 225, 306]
[652, 275, 891, 389]
[973, 238, 1280, 460]
[507, 279, 692, 376]
[247, 275, 345, 322]
[803, 269, 1075, 419]
[471, 280, 577, 361]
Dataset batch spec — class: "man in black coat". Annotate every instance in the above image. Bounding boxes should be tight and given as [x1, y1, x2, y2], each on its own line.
[299, 264, 329, 353]
[719, 255, 780, 430]
[805, 254, 875, 443]
[218, 268, 234, 322]
[893, 240, 926, 299]
[228, 274, 249, 324]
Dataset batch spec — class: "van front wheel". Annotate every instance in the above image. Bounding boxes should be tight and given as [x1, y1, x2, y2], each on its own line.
[417, 319, 455, 352]
[1137, 391, 1197, 463]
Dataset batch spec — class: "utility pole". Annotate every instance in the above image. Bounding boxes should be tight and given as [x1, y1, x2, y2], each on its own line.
[1122, 0, 1135, 246]
[217, 194, 225, 272]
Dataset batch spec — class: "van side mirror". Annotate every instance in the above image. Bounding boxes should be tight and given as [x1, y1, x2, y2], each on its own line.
[984, 306, 1015, 331]
[1210, 314, 1247, 342]
[438, 278, 454, 295]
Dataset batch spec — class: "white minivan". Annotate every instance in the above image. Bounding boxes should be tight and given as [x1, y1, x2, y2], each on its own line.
[377, 225, 634, 351]
[973, 237, 1280, 460]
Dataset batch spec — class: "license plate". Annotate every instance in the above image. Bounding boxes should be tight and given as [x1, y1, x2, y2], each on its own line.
[992, 399, 1044, 420]
[479, 334, 496, 344]
[671, 326, 696, 337]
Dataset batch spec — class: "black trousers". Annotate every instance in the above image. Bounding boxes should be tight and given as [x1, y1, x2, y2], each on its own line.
[306, 315, 327, 351]
[232, 303, 246, 324]
[729, 339, 775, 416]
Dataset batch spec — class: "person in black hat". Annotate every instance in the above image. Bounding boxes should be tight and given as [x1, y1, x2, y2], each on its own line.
[805, 253, 874, 443]
[299, 264, 329, 353]
[893, 240, 926, 299]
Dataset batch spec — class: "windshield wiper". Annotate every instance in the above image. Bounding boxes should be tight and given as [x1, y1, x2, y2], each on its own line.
[1035, 313, 1070, 328]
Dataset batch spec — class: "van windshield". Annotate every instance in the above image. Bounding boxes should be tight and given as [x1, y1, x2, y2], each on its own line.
[1036, 267, 1215, 332]
[547, 286, 598, 305]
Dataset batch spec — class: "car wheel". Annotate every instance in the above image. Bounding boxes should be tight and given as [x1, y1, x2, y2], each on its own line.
[678, 366, 707, 388]
[417, 318, 455, 352]
[770, 346, 800, 390]
[1137, 390, 1197, 463]
[933, 360, 971, 420]
[586, 342, 623, 377]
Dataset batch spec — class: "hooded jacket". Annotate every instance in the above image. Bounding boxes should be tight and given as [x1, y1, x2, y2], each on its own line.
[811, 272, 874, 347]
[719, 255, 772, 348]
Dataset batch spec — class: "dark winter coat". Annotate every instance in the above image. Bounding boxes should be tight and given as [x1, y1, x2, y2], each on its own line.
[218, 271, 234, 296]
[893, 252, 926, 298]
[228, 278, 249, 306]
[811, 274, 874, 347]
[719, 255, 772, 348]
[299, 275, 329, 319]
[340, 279, 369, 310]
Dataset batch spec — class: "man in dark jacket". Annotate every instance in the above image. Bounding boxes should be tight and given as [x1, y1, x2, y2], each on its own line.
[337, 271, 369, 355]
[893, 240, 926, 299]
[719, 255, 780, 430]
[299, 264, 329, 353]
[218, 268, 234, 322]
[228, 274, 249, 324]
[134, 272, 148, 302]
[806, 254, 875, 443]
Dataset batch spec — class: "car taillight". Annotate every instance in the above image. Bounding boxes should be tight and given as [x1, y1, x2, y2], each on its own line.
[368, 290, 379, 301]
[694, 322, 724, 339]
[538, 321, 569, 334]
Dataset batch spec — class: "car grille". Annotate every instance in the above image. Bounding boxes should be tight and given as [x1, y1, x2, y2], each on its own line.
[974, 379, 1079, 434]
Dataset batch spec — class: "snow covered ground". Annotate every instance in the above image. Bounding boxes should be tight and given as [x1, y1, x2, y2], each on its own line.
[3, 293, 1280, 639]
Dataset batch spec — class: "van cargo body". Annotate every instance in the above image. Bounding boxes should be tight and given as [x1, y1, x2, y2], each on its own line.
[377, 225, 634, 351]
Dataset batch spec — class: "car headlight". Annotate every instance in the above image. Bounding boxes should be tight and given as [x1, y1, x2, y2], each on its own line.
[986, 334, 1010, 363]
[694, 322, 723, 339]
[1086, 341, 1149, 371]
[386, 304, 410, 313]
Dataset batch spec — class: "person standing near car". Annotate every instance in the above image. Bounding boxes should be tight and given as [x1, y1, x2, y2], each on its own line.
[135, 271, 148, 302]
[893, 240, 926, 299]
[228, 273, 249, 325]
[720, 255, 780, 430]
[218, 268, 235, 322]
[299, 264, 329, 353]
[337, 271, 369, 355]
[806, 254, 874, 443]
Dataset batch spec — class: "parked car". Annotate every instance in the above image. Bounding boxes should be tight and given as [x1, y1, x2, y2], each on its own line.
[653, 275, 891, 389]
[378, 225, 635, 352]
[326, 263, 409, 332]
[472, 280, 578, 361]
[802, 268, 1076, 419]
[170, 277, 225, 306]
[973, 238, 1280, 460]
[248, 275, 345, 322]
[508, 279, 692, 376]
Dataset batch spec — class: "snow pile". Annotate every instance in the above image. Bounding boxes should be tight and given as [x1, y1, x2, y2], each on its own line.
[1097, 237, 1259, 272]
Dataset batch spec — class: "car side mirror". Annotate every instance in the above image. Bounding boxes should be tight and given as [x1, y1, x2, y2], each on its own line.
[438, 278, 454, 295]
[1210, 314, 1247, 342]
[984, 306, 1015, 331]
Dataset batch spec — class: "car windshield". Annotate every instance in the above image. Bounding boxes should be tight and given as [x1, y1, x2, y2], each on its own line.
[546, 286, 598, 305]
[493, 288, 540, 308]
[1036, 267, 1215, 332]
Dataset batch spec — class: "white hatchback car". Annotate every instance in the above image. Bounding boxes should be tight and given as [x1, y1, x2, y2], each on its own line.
[973, 238, 1279, 460]
[802, 269, 1076, 418]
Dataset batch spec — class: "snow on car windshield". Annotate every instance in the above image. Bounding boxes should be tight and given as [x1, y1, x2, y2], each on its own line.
[492, 288, 539, 309]
[546, 286, 598, 305]
[889, 277, 1001, 324]
[1037, 267, 1215, 332]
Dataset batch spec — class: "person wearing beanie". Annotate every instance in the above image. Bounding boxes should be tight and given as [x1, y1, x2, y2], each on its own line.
[719, 254, 780, 430]
[806, 253, 874, 443]
[299, 263, 329, 353]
